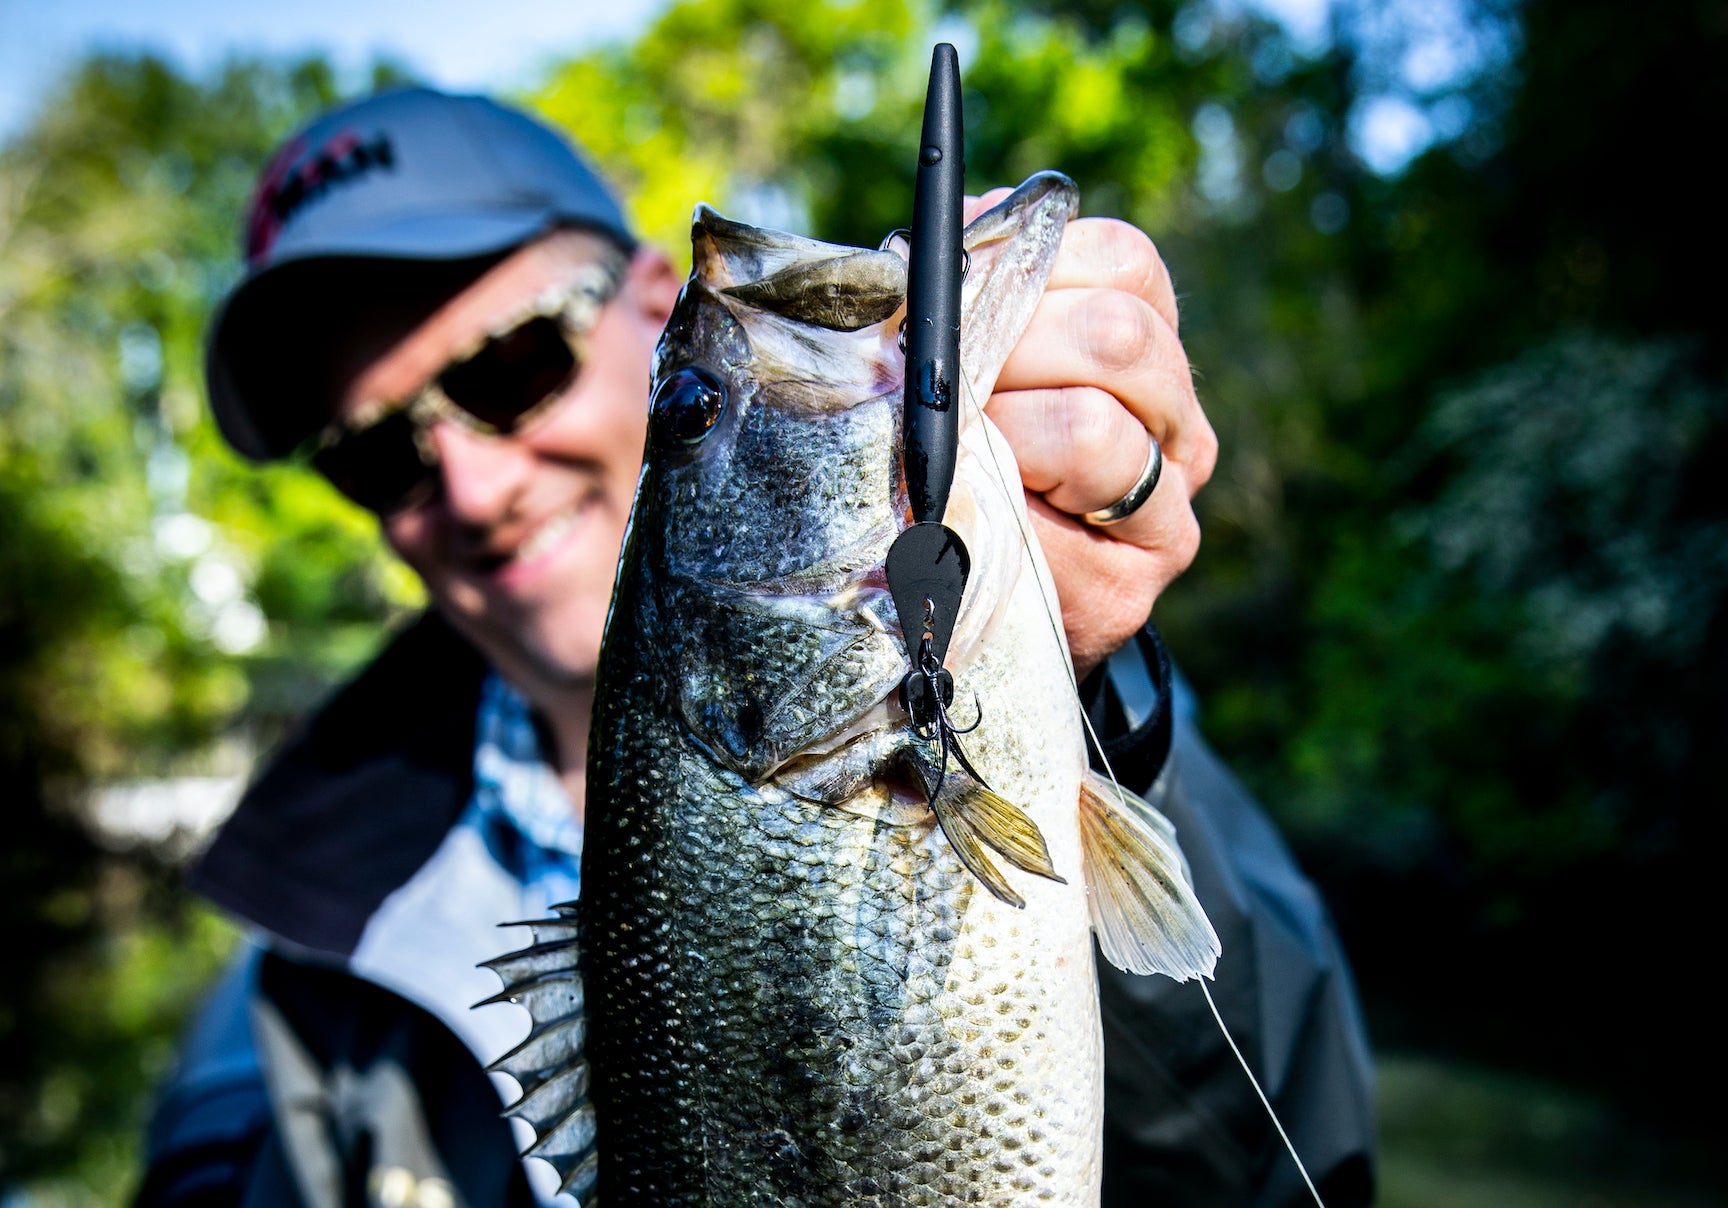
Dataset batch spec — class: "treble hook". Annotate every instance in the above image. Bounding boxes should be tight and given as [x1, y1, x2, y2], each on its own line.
[902, 633, 987, 807]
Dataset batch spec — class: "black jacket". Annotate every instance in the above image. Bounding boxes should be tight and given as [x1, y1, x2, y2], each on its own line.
[138, 615, 1375, 1206]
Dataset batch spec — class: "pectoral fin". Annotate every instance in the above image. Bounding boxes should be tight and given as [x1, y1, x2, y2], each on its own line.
[1078, 771, 1220, 980]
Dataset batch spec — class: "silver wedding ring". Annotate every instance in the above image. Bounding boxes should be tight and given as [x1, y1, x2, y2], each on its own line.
[1081, 436, 1163, 527]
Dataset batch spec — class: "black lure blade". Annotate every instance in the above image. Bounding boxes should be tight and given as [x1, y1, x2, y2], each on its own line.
[886, 520, 971, 674]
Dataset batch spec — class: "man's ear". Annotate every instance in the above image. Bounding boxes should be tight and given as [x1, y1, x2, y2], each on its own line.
[626, 247, 683, 325]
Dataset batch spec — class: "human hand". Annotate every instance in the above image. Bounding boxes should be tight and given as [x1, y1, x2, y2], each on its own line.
[970, 192, 1216, 680]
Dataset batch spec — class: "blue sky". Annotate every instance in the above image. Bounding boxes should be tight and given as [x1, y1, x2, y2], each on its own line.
[0, 0, 1461, 173]
[0, 1, 1341, 142]
[0, 0, 671, 143]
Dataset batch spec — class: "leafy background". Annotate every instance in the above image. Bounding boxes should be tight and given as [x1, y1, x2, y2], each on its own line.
[1, 0, 1723, 1202]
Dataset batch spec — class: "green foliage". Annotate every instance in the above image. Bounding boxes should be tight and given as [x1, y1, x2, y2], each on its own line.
[0, 53, 421, 759]
[1376, 1053, 1721, 1206]
[527, 0, 1204, 258]
[1150, 0, 1727, 1105]
[0, 52, 419, 1194]
[2, 0, 1723, 1194]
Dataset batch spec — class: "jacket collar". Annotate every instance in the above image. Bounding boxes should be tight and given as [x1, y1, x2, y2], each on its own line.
[192, 609, 1176, 962]
[190, 612, 488, 959]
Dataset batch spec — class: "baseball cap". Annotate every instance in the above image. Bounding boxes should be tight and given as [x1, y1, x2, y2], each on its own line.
[207, 87, 635, 461]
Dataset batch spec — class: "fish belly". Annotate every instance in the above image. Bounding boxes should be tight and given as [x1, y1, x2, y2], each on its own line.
[584, 596, 1101, 1205]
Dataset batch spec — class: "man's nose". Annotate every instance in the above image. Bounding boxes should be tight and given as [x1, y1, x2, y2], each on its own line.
[428, 421, 533, 524]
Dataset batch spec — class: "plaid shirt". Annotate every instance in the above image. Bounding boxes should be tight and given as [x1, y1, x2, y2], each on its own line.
[465, 672, 584, 908]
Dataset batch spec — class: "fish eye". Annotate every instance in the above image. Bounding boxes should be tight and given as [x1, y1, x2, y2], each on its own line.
[652, 367, 728, 444]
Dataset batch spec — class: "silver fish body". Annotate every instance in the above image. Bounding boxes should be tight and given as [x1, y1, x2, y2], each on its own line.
[488, 173, 1218, 1206]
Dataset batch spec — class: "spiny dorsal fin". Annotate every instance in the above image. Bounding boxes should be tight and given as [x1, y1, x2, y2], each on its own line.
[476, 904, 597, 1199]
[1077, 771, 1220, 980]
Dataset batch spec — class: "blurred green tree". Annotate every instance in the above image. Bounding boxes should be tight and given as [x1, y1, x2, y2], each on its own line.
[0, 52, 418, 1197]
[1149, 0, 1728, 1106]
[3, 0, 1723, 1195]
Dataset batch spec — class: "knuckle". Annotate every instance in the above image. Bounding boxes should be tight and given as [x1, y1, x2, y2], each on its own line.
[1152, 257, 1179, 333]
[1091, 218, 1178, 327]
[1076, 289, 1157, 378]
[1168, 506, 1202, 571]
[1184, 415, 1219, 489]
[1057, 387, 1123, 466]
[1095, 218, 1157, 277]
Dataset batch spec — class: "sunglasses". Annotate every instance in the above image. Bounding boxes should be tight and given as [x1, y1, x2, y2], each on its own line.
[307, 254, 627, 515]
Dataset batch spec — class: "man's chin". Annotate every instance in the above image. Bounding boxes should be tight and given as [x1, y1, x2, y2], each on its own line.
[438, 604, 604, 699]
[521, 642, 602, 689]
[500, 626, 604, 692]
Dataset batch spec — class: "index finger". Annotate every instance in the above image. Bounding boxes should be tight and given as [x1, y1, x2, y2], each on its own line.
[962, 200, 1180, 335]
[1045, 218, 1179, 334]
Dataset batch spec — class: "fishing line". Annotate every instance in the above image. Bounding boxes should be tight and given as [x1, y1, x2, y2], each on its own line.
[958, 374, 1327, 1208]
[1200, 978, 1325, 1206]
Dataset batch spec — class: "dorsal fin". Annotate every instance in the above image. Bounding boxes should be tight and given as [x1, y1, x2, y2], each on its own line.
[476, 904, 597, 1199]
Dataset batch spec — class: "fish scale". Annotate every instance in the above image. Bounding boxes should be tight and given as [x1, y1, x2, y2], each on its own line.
[485, 172, 1219, 1205]
[583, 711, 1096, 1204]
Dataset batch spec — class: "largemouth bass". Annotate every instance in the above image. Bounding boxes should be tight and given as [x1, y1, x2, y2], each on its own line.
[486, 172, 1219, 1206]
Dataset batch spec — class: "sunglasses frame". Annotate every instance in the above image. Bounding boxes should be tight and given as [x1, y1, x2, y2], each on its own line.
[307, 251, 628, 514]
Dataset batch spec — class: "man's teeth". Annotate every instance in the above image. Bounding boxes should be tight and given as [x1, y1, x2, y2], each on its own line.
[512, 508, 579, 564]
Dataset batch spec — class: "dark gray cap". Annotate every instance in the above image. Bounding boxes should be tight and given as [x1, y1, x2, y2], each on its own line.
[207, 87, 634, 460]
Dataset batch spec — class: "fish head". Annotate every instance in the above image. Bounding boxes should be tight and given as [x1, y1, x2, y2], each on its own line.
[618, 173, 1080, 788]
[627, 212, 911, 780]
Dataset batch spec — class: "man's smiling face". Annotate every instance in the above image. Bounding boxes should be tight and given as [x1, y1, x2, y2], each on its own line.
[336, 229, 680, 694]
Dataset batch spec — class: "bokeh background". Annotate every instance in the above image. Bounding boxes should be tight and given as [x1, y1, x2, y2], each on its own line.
[2, 0, 1723, 1203]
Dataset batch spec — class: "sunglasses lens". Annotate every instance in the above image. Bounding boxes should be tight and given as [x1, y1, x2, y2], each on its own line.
[440, 315, 579, 430]
[312, 408, 432, 514]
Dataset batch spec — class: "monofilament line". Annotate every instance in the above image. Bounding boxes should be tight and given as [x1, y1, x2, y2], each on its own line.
[959, 377, 1326, 1208]
[957, 376, 1163, 843]
[1199, 978, 1325, 1206]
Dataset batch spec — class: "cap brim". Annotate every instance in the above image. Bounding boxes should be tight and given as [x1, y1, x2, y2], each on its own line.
[207, 209, 560, 461]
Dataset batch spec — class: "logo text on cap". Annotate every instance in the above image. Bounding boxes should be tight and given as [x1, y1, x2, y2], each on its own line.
[246, 130, 397, 265]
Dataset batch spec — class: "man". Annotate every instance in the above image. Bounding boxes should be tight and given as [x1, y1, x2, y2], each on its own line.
[139, 88, 1374, 1205]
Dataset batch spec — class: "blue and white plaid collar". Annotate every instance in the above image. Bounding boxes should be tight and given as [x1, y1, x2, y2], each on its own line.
[468, 673, 583, 904]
